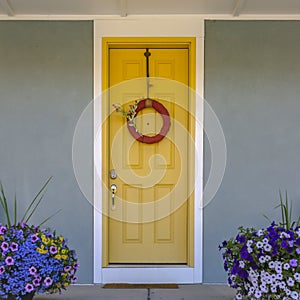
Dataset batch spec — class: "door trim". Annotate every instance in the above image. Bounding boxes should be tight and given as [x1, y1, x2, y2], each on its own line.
[103, 39, 195, 267]
[94, 16, 204, 284]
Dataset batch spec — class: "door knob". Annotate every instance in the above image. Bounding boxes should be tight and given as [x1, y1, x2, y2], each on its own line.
[111, 184, 117, 210]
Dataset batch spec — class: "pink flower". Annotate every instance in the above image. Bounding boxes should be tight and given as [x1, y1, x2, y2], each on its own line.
[43, 277, 53, 287]
[29, 266, 37, 275]
[10, 242, 18, 252]
[49, 246, 57, 254]
[0, 226, 7, 235]
[25, 283, 34, 293]
[1, 242, 9, 252]
[31, 234, 38, 242]
[5, 256, 14, 266]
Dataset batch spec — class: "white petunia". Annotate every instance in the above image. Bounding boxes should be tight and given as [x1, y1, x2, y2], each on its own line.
[268, 261, 275, 268]
[293, 272, 300, 282]
[285, 287, 291, 296]
[256, 241, 264, 248]
[280, 232, 290, 239]
[283, 263, 290, 270]
[254, 289, 262, 298]
[262, 238, 269, 244]
[291, 291, 299, 300]
[235, 293, 243, 300]
[275, 261, 282, 267]
[260, 284, 268, 293]
[259, 256, 266, 263]
[263, 244, 272, 252]
[257, 229, 264, 237]
[264, 255, 271, 261]
[279, 281, 286, 289]
[271, 286, 277, 293]
[287, 277, 295, 287]
[265, 277, 272, 284]
[247, 240, 253, 247]
[251, 279, 258, 287]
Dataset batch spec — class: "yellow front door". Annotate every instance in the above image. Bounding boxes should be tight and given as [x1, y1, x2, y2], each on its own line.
[104, 42, 194, 264]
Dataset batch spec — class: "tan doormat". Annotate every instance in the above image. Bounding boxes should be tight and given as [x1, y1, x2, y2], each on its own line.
[102, 283, 179, 289]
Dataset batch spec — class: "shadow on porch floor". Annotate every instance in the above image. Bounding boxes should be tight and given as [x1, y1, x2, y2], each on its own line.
[35, 284, 235, 300]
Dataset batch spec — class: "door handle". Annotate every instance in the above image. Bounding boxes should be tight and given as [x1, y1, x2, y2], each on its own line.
[111, 184, 117, 210]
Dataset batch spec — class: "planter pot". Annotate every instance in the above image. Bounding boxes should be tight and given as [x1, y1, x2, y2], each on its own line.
[1, 292, 35, 300]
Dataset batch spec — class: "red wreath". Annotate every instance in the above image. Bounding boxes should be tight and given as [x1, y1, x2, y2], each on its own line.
[127, 99, 171, 144]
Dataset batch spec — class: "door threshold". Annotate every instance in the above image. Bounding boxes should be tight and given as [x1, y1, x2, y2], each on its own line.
[101, 266, 196, 283]
[107, 264, 189, 268]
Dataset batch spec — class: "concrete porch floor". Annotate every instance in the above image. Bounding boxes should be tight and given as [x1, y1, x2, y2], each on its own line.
[35, 284, 236, 300]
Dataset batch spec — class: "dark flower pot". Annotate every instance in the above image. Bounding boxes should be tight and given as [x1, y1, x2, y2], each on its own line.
[4, 292, 35, 300]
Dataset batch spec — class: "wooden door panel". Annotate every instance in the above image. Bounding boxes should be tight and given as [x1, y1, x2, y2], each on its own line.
[108, 48, 189, 263]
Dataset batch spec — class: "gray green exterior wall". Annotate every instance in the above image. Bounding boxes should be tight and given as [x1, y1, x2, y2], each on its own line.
[0, 21, 94, 283]
[204, 20, 300, 282]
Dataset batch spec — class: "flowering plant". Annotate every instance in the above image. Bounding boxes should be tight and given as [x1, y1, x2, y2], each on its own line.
[219, 222, 300, 300]
[112, 100, 140, 128]
[0, 222, 78, 299]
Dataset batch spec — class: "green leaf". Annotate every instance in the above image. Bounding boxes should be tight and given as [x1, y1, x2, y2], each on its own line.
[0, 177, 59, 227]
[38, 209, 62, 227]
[20, 176, 52, 223]
[0, 181, 11, 227]
[13, 193, 17, 226]
[25, 194, 45, 223]
[262, 214, 272, 223]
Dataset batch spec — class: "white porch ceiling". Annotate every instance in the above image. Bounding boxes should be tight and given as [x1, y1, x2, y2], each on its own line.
[0, 0, 300, 18]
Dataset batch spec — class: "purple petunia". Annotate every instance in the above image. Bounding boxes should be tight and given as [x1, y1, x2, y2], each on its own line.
[71, 276, 78, 284]
[5, 256, 14, 266]
[43, 277, 53, 287]
[1, 242, 9, 252]
[64, 266, 71, 272]
[0, 266, 5, 274]
[290, 259, 298, 267]
[0, 223, 78, 298]
[29, 266, 37, 275]
[49, 246, 57, 255]
[31, 234, 38, 243]
[25, 283, 34, 293]
[281, 240, 288, 248]
[236, 235, 246, 243]
[220, 223, 300, 300]
[20, 222, 26, 228]
[33, 278, 41, 287]
[0, 226, 7, 235]
[10, 242, 18, 252]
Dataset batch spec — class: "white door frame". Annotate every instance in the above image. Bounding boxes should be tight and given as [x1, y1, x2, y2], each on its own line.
[94, 15, 204, 283]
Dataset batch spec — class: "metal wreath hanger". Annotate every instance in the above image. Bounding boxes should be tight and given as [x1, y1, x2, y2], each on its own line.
[126, 48, 171, 144]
